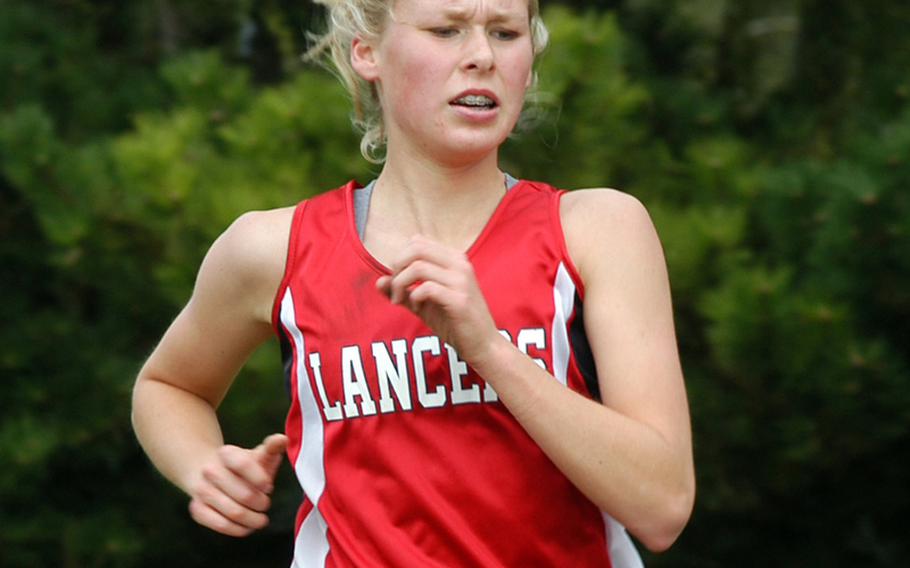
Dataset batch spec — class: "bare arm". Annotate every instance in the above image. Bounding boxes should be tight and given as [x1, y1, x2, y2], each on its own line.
[131, 208, 293, 536]
[377, 190, 694, 552]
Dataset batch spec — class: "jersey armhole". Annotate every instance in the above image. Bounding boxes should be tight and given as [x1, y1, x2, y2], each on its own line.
[271, 200, 309, 333]
[551, 190, 587, 300]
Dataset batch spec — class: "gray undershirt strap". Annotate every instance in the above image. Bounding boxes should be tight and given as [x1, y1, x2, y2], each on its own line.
[354, 181, 375, 241]
[354, 173, 520, 240]
[504, 172, 520, 190]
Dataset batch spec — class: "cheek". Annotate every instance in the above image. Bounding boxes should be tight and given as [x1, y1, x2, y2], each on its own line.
[384, 50, 447, 119]
[509, 44, 535, 86]
[503, 56, 534, 106]
[494, 38, 534, 93]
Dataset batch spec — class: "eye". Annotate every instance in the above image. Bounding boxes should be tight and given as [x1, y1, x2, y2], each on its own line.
[491, 28, 521, 41]
[429, 27, 459, 38]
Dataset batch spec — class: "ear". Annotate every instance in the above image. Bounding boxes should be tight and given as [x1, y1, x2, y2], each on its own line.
[351, 36, 380, 81]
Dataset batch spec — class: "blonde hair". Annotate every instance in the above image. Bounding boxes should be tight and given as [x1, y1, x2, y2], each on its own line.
[307, 0, 549, 163]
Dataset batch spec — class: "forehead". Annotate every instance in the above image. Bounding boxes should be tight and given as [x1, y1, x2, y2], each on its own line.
[395, 0, 530, 18]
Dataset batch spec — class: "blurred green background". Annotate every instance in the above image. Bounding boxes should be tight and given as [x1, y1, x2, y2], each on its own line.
[2, 0, 909, 566]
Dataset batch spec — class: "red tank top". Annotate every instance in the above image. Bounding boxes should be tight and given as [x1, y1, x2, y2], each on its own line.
[272, 180, 642, 567]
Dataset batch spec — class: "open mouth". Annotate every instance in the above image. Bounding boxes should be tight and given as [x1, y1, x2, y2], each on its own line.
[450, 94, 498, 111]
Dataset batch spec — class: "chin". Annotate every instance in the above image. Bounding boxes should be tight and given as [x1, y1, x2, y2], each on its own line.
[435, 126, 514, 163]
[433, 138, 505, 166]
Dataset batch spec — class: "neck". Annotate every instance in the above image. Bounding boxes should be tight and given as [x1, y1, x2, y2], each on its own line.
[369, 143, 507, 248]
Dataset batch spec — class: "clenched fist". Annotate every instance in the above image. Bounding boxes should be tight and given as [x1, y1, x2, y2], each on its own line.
[187, 433, 288, 537]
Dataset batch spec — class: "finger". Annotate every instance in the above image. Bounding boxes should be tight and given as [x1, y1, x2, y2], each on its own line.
[406, 280, 466, 313]
[259, 433, 288, 456]
[389, 235, 464, 273]
[192, 483, 270, 533]
[388, 260, 458, 305]
[219, 445, 273, 493]
[254, 434, 289, 478]
[376, 275, 392, 299]
[202, 462, 271, 513]
[189, 497, 259, 537]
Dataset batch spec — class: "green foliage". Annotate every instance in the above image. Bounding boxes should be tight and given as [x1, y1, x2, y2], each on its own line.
[1, 31, 363, 565]
[0, 1, 167, 138]
[506, 7, 650, 188]
[1, 1, 909, 566]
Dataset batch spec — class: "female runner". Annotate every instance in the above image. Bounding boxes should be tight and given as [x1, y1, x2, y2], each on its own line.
[132, 0, 695, 565]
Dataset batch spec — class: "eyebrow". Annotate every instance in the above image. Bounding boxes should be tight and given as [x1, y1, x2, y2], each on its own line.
[440, 6, 527, 24]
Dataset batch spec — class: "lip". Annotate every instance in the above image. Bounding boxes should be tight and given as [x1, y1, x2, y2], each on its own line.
[449, 103, 499, 123]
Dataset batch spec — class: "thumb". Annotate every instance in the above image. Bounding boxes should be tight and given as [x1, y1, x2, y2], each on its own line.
[260, 433, 288, 456]
[254, 433, 288, 475]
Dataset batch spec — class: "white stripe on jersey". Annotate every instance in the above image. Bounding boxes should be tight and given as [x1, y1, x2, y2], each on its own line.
[605, 513, 645, 568]
[280, 289, 330, 568]
[549, 262, 644, 567]
[551, 262, 575, 387]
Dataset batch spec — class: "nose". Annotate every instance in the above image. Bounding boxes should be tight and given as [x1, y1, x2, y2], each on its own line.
[462, 28, 495, 72]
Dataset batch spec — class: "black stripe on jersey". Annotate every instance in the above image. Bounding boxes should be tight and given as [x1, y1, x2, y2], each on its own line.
[278, 328, 294, 398]
[570, 292, 601, 402]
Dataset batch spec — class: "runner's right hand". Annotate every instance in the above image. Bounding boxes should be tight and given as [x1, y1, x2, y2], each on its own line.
[187, 433, 288, 536]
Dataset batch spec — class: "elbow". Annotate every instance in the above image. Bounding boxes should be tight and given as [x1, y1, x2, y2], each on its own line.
[130, 370, 153, 436]
[130, 368, 176, 436]
[634, 479, 696, 553]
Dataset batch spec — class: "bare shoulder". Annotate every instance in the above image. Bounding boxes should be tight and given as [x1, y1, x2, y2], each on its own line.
[560, 188, 663, 283]
[194, 206, 296, 324]
[139, 205, 297, 399]
[217, 206, 296, 274]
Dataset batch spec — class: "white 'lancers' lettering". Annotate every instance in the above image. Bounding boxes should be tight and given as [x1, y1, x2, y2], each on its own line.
[413, 336, 446, 408]
[518, 328, 547, 369]
[310, 352, 343, 421]
[447, 344, 479, 405]
[307, 328, 550, 421]
[373, 339, 412, 413]
[341, 346, 377, 418]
